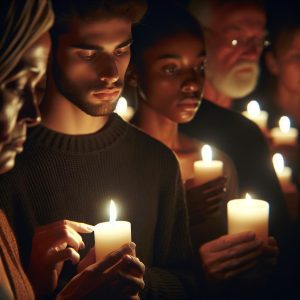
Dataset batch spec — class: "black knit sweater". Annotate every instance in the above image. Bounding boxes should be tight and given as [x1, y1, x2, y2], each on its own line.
[0, 114, 198, 299]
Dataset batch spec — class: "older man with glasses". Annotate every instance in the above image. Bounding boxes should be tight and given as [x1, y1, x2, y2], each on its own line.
[180, 2, 289, 298]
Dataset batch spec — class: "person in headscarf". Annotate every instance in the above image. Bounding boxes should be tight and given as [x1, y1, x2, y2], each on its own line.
[0, 1, 53, 298]
[0, 1, 145, 299]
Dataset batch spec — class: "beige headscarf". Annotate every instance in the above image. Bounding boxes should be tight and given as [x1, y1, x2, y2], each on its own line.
[0, 0, 54, 83]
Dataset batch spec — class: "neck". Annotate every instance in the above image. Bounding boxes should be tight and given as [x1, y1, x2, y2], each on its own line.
[134, 101, 179, 150]
[40, 76, 108, 135]
[276, 84, 300, 125]
[203, 79, 232, 109]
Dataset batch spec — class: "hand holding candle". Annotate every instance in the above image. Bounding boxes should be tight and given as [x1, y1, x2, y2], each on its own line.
[227, 193, 269, 242]
[94, 200, 131, 262]
[193, 145, 223, 186]
[242, 100, 268, 131]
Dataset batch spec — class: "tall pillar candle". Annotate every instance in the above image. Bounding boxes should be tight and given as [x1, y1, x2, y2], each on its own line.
[193, 144, 223, 186]
[94, 200, 131, 262]
[227, 193, 269, 241]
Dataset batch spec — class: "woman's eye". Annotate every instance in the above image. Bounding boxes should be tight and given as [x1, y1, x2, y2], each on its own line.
[6, 81, 26, 97]
[162, 65, 178, 75]
[78, 52, 96, 61]
[195, 63, 206, 74]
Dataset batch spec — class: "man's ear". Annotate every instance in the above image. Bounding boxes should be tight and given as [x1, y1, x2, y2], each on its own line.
[125, 64, 139, 87]
[265, 51, 279, 76]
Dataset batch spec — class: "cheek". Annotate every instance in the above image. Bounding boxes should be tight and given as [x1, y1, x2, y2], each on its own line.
[280, 63, 300, 88]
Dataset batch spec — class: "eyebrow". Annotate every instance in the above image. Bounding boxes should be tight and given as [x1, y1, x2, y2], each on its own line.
[71, 37, 133, 51]
[157, 50, 206, 60]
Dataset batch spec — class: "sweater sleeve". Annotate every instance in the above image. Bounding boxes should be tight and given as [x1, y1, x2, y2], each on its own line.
[140, 161, 200, 300]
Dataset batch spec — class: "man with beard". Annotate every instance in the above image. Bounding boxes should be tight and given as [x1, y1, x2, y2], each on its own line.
[0, 0, 199, 299]
[180, 0, 289, 254]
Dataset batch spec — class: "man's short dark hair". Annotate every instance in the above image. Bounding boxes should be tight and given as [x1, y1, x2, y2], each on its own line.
[51, 0, 147, 44]
[131, 0, 204, 69]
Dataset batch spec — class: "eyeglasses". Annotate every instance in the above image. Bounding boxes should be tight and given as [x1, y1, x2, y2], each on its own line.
[228, 37, 270, 49]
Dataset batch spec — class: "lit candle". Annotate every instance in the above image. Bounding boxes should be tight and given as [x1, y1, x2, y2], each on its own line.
[227, 193, 269, 242]
[94, 200, 131, 262]
[270, 116, 298, 146]
[114, 97, 135, 122]
[242, 100, 268, 130]
[272, 153, 292, 191]
[193, 144, 223, 186]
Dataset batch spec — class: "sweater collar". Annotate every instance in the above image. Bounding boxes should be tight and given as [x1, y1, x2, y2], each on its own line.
[26, 113, 128, 153]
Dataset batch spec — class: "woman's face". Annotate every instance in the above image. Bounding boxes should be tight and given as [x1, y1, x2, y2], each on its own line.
[0, 32, 51, 174]
[136, 32, 206, 123]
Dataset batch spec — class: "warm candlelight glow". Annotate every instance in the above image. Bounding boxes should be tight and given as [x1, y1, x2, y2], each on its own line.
[247, 100, 260, 117]
[279, 116, 290, 133]
[245, 193, 252, 203]
[272, 153, 284, 174]
[201, 144, 212, 162]
[109, 200, 117, 222]
[115, 97, 128, 115]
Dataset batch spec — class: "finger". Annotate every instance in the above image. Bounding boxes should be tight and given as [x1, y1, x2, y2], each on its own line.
[115, 271, 145, 296]
[48, 247, 80, 267]
[120, 255, 145, 277]
[36, 220, 94, 234]
[196, 176, 227, 191]
[91, 243, 136, 275]
[223, 260, 258, 280]
[77, 247, 96, 273]
[209, 232, 257, 252]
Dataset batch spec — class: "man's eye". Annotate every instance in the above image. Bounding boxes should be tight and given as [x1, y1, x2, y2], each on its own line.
[162, 65, 178, 75]
[114, 48, 130, 57]
[194, 63, 206, 74]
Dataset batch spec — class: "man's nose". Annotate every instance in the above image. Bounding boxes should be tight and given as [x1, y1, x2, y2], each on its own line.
[98, 56, 119, 85]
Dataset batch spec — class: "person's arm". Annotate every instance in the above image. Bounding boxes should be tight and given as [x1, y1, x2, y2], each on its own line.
[141, 166, 199, 300]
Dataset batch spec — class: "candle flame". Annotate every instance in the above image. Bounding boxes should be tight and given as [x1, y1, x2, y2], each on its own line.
[272, 153, 284, 174]
[279, 116, 290, 133]
[247, 100, 261, 117]
[109, 200, 117, 222]
[115, 97, 128, 115]
[245, 193, 252, 204]
[201, 144, 212, 162]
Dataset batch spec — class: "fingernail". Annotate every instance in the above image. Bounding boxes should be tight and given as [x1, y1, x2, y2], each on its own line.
[80, 241, 85, 250]
[129, 242, 136, 250]
[86, 225, 95, 232]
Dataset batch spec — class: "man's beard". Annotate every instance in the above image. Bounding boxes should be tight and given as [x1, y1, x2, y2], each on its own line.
[207, 61, 259, 99]
[52, 64, 120, 117]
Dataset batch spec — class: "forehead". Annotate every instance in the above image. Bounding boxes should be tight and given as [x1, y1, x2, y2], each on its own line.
[143, 32, 205, 61]
[212, 5, 266, 32]
[62, 17, 132, 45]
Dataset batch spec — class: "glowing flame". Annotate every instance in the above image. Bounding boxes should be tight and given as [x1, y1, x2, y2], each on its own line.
[115, 97, 128, 115]
[272, 153, 284, 174]
[247, 100, 261, 117]
[245, 193, 252, 204]
[201, 144, 212, 162]
[109, 200, 117, 222]
[279, 116, 290, 133]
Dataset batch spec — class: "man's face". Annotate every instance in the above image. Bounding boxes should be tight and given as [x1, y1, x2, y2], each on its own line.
[205, 4, 266, 98]
[272, 30, 300, 95]
[136, 32, 205, 124]
[0, 33, 50, 174]
[53, 17, 132, 116]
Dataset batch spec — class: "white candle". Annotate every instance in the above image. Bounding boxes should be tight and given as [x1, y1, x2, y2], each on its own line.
[227, 193, 269, 241]
[114, 97, 134, 122]
[270, 116, 298, 146]
[94, 200, 131, 262]
[272, 153, 292, 191]
[193, 144, 223, 186]
[242, 100, 268, 130]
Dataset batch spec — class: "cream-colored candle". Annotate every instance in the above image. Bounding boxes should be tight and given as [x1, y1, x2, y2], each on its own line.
[227, 193, 269, 241]
[94, 200, 131, 262]
[193, 144, 223, 186]
[270, 116, 298, 146]
[272, 153, 292, 191]
[114, 97, 134, 122]
[242, 100, 268, 130]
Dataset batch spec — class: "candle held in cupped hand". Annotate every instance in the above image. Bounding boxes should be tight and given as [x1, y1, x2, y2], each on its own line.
[242, 100, 268, 130]
[193, 144, 223, 186]
[114, 97, 134, 122]
[270, 116, 298, 146]
[227, 193, 269, 242]
[94, 200, 131, 262]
